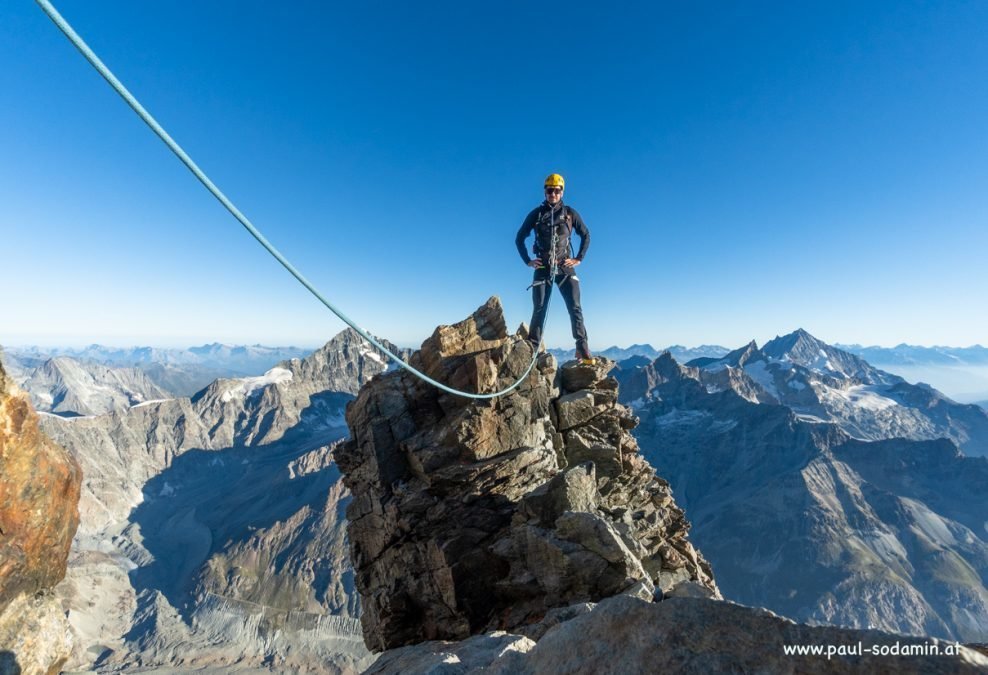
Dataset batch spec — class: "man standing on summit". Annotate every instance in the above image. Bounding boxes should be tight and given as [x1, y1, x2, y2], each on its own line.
[516, 173, 593, 363]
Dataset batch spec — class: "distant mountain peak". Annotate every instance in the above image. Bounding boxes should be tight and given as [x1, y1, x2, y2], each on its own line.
[653, 350, 678, 369]
[318, 327, 381, 354]
[712, 340, 761, 368]
[758, 329, 888, 382]
[762, 328, 827, 359]
[653, 350, 702, 382]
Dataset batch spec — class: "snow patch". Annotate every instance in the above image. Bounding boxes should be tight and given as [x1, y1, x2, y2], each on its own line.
[358, 344, 386, 366]
[825, 385, 899, 411]
[795, 413, 828, 424]
[131, 398, 172, 409]
[365, 351, 385, 365]
[765, 355, 794, 372]
[811, 353, 837, 374]
[653, 409, 712, 427]
[220, 367, 293, 403]
[743, 360, 780, 399]
[159, 482, 176, 497]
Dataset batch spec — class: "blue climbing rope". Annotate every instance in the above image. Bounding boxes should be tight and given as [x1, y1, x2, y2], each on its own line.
[35, 0, 552, 400]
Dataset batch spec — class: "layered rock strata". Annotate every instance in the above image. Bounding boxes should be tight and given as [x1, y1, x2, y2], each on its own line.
[337, 298, 716, 652]
[0, 356, 82, 674]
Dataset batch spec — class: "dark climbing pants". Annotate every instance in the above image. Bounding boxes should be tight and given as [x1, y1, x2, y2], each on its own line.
[528, 270, 589, 354]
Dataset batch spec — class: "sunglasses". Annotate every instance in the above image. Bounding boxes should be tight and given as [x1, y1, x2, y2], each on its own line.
[545, 187, 563, 194]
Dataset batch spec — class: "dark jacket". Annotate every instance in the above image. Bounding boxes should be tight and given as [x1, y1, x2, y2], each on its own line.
[515, 201, 590, 270]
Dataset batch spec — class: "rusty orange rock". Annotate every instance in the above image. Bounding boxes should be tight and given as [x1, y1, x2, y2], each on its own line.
[0, 359, 82, 609]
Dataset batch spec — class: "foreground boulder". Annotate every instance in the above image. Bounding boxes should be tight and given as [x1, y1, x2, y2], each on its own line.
[336, 298, 716, 652]
[366, 595, 988, 674]
[0, 355, 82, 673]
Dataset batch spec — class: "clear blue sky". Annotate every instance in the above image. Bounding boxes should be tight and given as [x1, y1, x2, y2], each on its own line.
[2, 1, 987, 350]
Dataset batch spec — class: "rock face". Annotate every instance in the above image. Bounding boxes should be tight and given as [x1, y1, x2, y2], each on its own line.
[20, 356, 171, 417]
[0, 356, 82, 674]
[34, 329, 394, 672]
[337, 297, 717, 652]
[617, 349, 988, 643]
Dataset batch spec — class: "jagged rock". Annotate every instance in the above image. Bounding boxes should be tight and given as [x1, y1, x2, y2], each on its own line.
[338, 297, 717, 652]
[559, 360, 609, 394]
[518, 463, 598, 525]
[0, 356, 82, 674]
[367, 595, 988, 674]
[554, 391, 596, 430]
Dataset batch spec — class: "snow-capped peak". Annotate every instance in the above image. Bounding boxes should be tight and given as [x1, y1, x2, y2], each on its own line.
[761, 329, 875, 380]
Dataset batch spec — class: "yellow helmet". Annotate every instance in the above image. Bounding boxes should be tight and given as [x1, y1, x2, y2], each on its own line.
[544, 173, 565, 189]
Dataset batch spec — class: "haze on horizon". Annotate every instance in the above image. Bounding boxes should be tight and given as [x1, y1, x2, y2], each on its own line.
[3, 2, 987, 351]
[2, 331, 986, 354]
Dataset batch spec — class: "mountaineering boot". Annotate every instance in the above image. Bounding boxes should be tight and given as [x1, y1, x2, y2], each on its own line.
[575, 342, 594, 365]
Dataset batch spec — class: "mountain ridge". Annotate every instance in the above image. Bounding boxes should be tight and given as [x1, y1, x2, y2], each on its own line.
[33, 327, 403, 671]
[671, 328, 988, 457]
[610, 329, 988, 642]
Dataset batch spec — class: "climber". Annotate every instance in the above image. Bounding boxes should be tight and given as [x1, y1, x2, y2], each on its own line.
[515, 173, 593, 364]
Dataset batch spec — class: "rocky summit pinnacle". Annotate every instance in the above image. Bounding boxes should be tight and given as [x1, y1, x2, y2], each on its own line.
[336, 297, 717, 652]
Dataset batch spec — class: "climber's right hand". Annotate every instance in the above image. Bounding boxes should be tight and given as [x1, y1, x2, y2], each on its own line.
[527, 259, 543, 268]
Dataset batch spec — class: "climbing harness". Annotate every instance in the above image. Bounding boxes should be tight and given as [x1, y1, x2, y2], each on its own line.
[527, 205, 593, 366]
[35, 0, 555, 400]
[526, 204, 561, 290]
